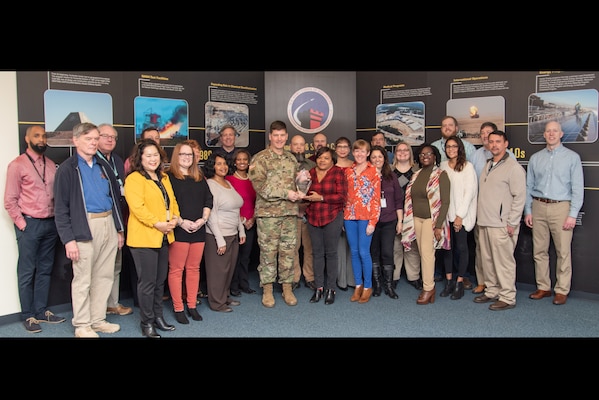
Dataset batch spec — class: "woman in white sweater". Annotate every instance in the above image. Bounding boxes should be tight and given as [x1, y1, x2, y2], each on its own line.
[439, 136, 478, 299]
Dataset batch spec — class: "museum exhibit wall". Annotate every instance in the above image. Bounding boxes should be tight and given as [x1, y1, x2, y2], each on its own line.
[1, 70, 597, 319]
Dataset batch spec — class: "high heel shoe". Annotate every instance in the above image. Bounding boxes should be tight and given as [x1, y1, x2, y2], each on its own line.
[141, 322, 161, 338]
[174, 311, 189, 324]
[350, 285, 363, 302]
[310, 288, 323, 303]
[416, 288, 436, 305]
[187, 307, 203, 321]
[324, 289, 335, 305]
[154, 316, 176, 331]
[358, 287, 372, 303]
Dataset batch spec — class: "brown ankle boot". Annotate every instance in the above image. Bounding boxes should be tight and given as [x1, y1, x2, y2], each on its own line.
[416, 288, 436, 305]
[350, 285, 363, 302]
[358, 287, 372, 303]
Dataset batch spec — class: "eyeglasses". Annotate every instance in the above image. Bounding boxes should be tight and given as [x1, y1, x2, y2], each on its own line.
[445, 145, 458, 149]
[179, 153, 194, 157]
[419, 152, 434, 158]
[99, 134, 117, 141]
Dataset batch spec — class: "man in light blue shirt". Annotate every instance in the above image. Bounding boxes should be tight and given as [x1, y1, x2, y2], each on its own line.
[432, 116, 476, 163]
[471, 121, 516, 178]
[524, 120, 584, 306]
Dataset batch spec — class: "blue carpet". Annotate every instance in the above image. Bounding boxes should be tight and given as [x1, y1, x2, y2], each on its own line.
[1, 270, 598, 339]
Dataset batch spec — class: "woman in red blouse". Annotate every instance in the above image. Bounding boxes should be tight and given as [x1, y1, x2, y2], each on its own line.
[304, 147, 348, 305]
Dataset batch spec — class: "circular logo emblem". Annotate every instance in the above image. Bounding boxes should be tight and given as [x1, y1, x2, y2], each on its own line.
[287, 87, 333, 134]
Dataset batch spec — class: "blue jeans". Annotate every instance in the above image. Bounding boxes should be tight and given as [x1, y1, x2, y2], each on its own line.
[344, 219, 373, 288]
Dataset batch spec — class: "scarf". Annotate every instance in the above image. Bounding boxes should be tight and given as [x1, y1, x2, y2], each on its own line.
[401, 165, 451, 251]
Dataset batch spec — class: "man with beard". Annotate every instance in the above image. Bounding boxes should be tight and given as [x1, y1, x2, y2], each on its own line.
[4, 125, 66, 333]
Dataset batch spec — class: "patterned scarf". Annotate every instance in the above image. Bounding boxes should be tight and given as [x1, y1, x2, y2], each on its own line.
[401, 166, 451, 251]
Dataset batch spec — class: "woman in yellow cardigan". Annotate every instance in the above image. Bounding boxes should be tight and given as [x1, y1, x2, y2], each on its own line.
[125, 138, 181, 338]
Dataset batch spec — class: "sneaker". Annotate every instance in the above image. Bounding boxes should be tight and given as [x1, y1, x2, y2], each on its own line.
[75, 326, 99, 338]
[91, 320, 120, 334]
[106, 304, 133, 316]
[23, 317, 41, 333]
[37, 310, 66, 324]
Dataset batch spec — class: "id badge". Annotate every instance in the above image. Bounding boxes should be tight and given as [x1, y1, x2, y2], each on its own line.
[380, 198, 387, 208]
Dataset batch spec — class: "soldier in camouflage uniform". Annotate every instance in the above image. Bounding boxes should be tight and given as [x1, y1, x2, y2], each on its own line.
[249, 120, 303, 308]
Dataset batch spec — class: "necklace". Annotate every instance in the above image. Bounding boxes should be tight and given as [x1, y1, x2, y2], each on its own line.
[234, 171, 249, 180]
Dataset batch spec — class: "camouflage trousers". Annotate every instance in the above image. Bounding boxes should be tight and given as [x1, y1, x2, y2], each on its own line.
[256, 216, 297, 286]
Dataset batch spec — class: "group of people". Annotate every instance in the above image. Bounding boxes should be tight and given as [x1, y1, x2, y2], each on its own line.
[3, 115, 583, 338]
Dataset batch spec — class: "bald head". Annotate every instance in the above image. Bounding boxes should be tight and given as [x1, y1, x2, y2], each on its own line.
[25, 125, 48, 154]
[290, 134, 307, 154]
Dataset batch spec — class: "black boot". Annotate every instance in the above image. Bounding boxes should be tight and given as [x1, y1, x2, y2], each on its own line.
[440, 279, 455, 297]
[392, 280, 399, 289]
[141, 322, 160, 338]
[408, 278, 423, 290]
[372, 263, 383, 297]
[383, 265, 399, 299]
[154, 316, 176, 331]
[451, 281, 465, 300]
[324, 289, 335, 305]
[310, 288, 323, 303]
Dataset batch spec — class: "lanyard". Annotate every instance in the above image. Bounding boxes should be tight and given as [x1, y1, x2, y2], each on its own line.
[25, 152, 46, 184]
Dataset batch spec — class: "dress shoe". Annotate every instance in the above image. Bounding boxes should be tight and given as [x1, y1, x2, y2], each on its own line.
[227, 300, 241, 306]
[241, 287, 256, 294]
[336, 282, 348, 291]
[324, 289, 335, 305]
[310, 288, 323, 303]
[416, 288, 435, 305]
[154, 316, 175, 331]
[230, 289, 242, 297]
[529, 289, 552, 300]
[213, 306, 233, 313]
[489, 300, 515, 311]
[473, 294, 497, 303]
[462, 277, 473, 290]
[305, 280, 317, 290]
[472, 284, 486, 294]
[553, 293, 567, 305]
[106, 304, 133, 316]
[174, 311, 189, 324]
[187, 307, 203, 321]
[141, 322, 160, 338]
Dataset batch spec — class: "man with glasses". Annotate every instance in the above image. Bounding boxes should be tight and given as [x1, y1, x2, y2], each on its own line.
[97, 123, 133, 317]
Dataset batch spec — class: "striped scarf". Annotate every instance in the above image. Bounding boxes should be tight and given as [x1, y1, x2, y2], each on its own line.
[401, 166, 451, 251]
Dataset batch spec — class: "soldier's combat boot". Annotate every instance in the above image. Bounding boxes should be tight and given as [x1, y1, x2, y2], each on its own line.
[262, 283, 275, 308]
[282, 283, 298, 306]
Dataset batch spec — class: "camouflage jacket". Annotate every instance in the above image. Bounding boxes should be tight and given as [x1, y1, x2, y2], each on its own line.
[249, 147, 299, 218]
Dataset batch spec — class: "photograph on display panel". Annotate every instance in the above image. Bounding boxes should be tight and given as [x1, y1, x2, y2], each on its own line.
[528, 89, 598, 144]
[43, 89, 113, 147]
[205, 101, 249, 148]
[376, 101, 425, 147]
[446, 96, 505, 146]
[134, 96, 189, 147]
